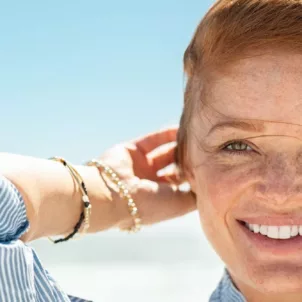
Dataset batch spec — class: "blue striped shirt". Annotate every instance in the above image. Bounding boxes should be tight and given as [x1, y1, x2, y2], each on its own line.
[209, 269, 246, 301]
[0, 175, 91, 302]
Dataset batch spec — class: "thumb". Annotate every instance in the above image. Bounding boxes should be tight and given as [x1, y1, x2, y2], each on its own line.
[134, 180, 197, 225]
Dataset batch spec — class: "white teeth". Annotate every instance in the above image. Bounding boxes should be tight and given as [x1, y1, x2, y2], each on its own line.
[267, 226, 279, 239]
[260, 225, 268, 235]
[253, 224, 260, 233]
[279, 226, 291, 239]
[245, 223, 302, 239]
[291, 225, 299, 237]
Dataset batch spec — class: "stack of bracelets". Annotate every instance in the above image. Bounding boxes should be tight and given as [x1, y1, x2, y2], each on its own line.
[48, 157, 141, 244]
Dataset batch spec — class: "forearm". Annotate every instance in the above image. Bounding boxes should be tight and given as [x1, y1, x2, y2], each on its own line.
[0, 153, 121, 242]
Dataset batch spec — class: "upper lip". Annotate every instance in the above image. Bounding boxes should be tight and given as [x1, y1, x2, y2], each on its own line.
[238, 216, 302, 226]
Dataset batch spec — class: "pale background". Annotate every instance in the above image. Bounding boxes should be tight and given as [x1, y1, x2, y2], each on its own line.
[0, 1, 224, 301]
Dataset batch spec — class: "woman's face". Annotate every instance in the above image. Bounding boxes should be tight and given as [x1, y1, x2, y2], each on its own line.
[188, 51, 302, 296]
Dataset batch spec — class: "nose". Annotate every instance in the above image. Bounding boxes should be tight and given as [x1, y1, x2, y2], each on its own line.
[256, 153, 300, 206]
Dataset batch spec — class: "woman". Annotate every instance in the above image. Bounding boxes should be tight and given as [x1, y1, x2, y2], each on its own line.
[1, 0, 302, 301]
[177, 0, 302, 301]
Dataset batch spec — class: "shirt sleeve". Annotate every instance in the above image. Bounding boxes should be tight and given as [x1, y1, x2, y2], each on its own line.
[0, 175, 29, 242]
[0, 175, 92, 302]
[0, 175, 35, 301]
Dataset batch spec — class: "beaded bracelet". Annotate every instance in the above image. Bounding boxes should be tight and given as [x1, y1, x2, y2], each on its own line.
[48, 157, 92, 243]
[87, 159, 142, 233]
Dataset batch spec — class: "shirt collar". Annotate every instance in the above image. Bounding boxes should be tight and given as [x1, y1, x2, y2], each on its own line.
[210, 268, 246, 302]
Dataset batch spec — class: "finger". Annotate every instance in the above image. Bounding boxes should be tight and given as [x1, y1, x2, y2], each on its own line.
[134, 180, 196, 225]
[157, 173, 182, 185]
[134, 126, 178, 154]
[147, 142, 176, 172]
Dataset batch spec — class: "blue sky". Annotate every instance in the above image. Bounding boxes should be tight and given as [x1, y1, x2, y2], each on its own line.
[0, 0, 213, 163]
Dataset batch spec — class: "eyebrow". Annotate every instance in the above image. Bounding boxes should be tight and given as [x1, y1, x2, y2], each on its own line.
[206, 120, 266, 137]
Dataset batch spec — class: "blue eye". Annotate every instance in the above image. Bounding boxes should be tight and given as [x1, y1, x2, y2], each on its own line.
[221, 140, 253, 155]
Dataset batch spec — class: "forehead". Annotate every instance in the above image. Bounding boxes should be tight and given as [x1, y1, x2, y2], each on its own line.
[201, 52, 302, 129]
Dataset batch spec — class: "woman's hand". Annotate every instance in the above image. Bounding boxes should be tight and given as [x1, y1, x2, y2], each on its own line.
[96, 127, 197, 229]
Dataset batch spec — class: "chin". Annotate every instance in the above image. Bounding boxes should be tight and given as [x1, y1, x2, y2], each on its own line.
[243, 263, 302, 293]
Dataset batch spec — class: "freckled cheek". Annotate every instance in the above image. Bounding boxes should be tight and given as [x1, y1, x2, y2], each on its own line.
[196, 163, 256, 217]
[194, 165, 242, 246]
[196, 172, 234, 220]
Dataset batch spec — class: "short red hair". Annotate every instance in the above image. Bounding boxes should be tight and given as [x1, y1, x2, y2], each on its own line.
[177, 0, 302, 177]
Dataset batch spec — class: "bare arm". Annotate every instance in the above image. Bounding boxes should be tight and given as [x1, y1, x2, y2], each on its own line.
[0, 153, 119, 242]
[0, 127, 196, 243]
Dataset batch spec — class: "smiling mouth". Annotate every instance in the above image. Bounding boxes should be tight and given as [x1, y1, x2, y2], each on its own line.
[236, 219, 302, 255]
[238, 220, 302, 240]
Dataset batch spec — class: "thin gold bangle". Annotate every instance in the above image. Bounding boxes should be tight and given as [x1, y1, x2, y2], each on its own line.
[87, 159, 142, 233]
[48, 157, 92, 243]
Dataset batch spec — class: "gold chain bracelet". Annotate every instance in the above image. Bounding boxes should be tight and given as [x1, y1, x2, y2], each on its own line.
[87, 159, 142, 233]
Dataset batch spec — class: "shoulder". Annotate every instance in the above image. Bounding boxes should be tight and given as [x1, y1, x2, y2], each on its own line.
[208, 277, 223, 302]
[0, 175, 29, 242]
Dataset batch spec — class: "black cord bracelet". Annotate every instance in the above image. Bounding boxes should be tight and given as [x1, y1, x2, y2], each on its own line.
[48, 157, 92, 244]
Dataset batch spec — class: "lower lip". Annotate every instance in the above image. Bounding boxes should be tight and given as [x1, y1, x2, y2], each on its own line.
[237, 221, 302, 255]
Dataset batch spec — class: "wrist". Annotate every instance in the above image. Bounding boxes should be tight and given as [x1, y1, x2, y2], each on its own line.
[84, 160, 142, 233]
[76, 165, 123, 232]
